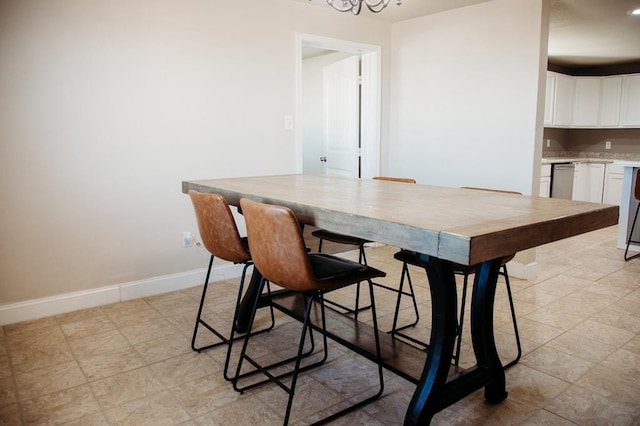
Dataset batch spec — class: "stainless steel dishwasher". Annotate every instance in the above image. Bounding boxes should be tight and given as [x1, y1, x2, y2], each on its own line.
[551, 163, 575, 199]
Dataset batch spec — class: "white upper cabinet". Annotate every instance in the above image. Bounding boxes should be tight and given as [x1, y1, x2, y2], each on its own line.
[572, 77, 601, 127]
[544, 72, 637, 128]
[552, 73, 574, 126]
[621, 74, 640, 127]
[544, 73, 555, 126]
[600, 76, 622, 127]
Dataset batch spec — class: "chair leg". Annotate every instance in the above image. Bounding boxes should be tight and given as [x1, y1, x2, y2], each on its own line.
[224, 280, 318, 384]
[315, 279, 385, 425]
[390, 262, 420, 335]
[625, 202, 640, 261]
[191, 255, 228, 352]
[223, 268, 276, 381]
[283, 294, 324, 425]
[231, 284, 328, 394]
[501, 265, 522, 369]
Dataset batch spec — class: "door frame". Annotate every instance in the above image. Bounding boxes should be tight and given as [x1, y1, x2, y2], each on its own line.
[295, 33, 382, 178]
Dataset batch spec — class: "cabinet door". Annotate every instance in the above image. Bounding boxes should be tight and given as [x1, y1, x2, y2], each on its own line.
[572, 163, 585, 201]
[600, 76, 622, 127]
[572, 163, 605, 203]
[585, 163, 605, 203]
[621, 74, 640, 127]
[539, 176, 551, 197]
[553, 73, 574, 126]
[603, 164, 624, 205]
[544, 73, 555, 126]
[572, 77, 601, 127]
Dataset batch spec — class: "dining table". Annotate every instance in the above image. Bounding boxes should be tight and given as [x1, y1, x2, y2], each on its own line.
[182, 174, 618, 425]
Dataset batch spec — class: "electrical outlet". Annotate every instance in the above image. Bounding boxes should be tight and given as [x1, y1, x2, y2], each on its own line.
[605, 140, 611, 150]
[182, 231, 193, 248]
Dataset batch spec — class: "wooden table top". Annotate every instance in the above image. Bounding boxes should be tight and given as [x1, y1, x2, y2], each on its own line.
[183, 174, 619, 265]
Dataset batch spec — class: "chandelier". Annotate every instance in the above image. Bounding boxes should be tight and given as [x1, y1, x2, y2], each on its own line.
[325, 0, 401, 15]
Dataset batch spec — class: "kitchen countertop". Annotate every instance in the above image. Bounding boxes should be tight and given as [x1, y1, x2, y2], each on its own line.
[542, 151, 640, 165]
[541, 157, 614, 164]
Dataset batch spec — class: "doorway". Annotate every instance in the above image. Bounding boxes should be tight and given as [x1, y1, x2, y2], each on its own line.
[295, 34, 382, 178]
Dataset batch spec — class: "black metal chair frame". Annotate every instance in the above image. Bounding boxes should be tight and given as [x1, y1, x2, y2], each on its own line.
[233, 275, 384, 426]
[313, 231, 372, 317]
[191, 254, 276, 353]
[314, 231, 421, 332]
[625, 201, 640, 261]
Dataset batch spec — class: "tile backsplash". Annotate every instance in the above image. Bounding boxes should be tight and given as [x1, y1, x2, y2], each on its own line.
[543, 128, 640, 160]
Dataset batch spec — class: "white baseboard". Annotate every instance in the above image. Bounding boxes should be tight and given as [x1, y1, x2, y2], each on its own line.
[0, 263, 246, 326]
[506, 260, 538, 281]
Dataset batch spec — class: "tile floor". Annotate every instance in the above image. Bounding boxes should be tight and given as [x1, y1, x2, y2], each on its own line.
[1, 225, 639, 425]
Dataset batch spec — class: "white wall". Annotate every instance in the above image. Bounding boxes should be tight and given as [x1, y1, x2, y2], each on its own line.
[0, 0, 392, 310]
[388, 0, 548, 194]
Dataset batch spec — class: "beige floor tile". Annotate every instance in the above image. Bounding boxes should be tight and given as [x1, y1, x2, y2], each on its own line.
[119, 317, 180, 345]
[55, 307, 107, 325]
[520, 409, 577, 425]
[59, 315, 116, 339]
[6, 325, 66, 352]
[9, 340, 75, 376]
[546, 331, 618, 363]
[570, 319, 636, 347]
[524, 307, 585, 331]
[193, 394, 281, 425]
[498, 318, 563, 347]
[545, 385, 640, 426]
[172, 374, 247, 418]
[563, 258, 628, 282]
[20, 384, 101, 425]
[623, 333, 640, 354]
[149, 352, 219, 388]
[61, 412, 110, 425]
[68, 329, 131, 359]
[575, 364, 640, 406]
[0, 404, 22, 424]
[104, 391, 190, 425]
[0, 375, 17, 407]
[133, 332, 192, 364]
[0, 343, 13, 380]
[521, 345, 594, 383]
[3, 317, 58, 337]
[77, 347, 146, 382]
[90, 366, 165, 409]
[597, 268, 640, 291]
[15, 360, 86, 401]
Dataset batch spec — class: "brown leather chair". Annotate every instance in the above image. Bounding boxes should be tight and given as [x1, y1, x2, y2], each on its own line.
[235, 198, 386, 425]
[312, 176, 418, 320]
[188, 191, 274, 356]
[391, 187, 522, 369]
[624, 172, 640, 261]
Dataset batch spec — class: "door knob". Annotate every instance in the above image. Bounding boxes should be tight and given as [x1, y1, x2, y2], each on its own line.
[320, 156, 327, 162]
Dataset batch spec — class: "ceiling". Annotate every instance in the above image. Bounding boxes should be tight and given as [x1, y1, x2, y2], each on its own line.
[299, 0, 640, 68]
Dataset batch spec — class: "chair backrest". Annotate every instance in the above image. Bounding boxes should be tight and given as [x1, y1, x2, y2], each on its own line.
[189, 190, 250, 263]
[240, 198, 318, 292]
[373, 176, 416, 184]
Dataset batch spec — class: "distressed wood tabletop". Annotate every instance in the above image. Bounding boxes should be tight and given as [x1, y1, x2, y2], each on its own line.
[183, 174, 619, 265]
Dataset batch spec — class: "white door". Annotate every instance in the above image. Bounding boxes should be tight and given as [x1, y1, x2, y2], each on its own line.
[322, 55, 360, 177]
